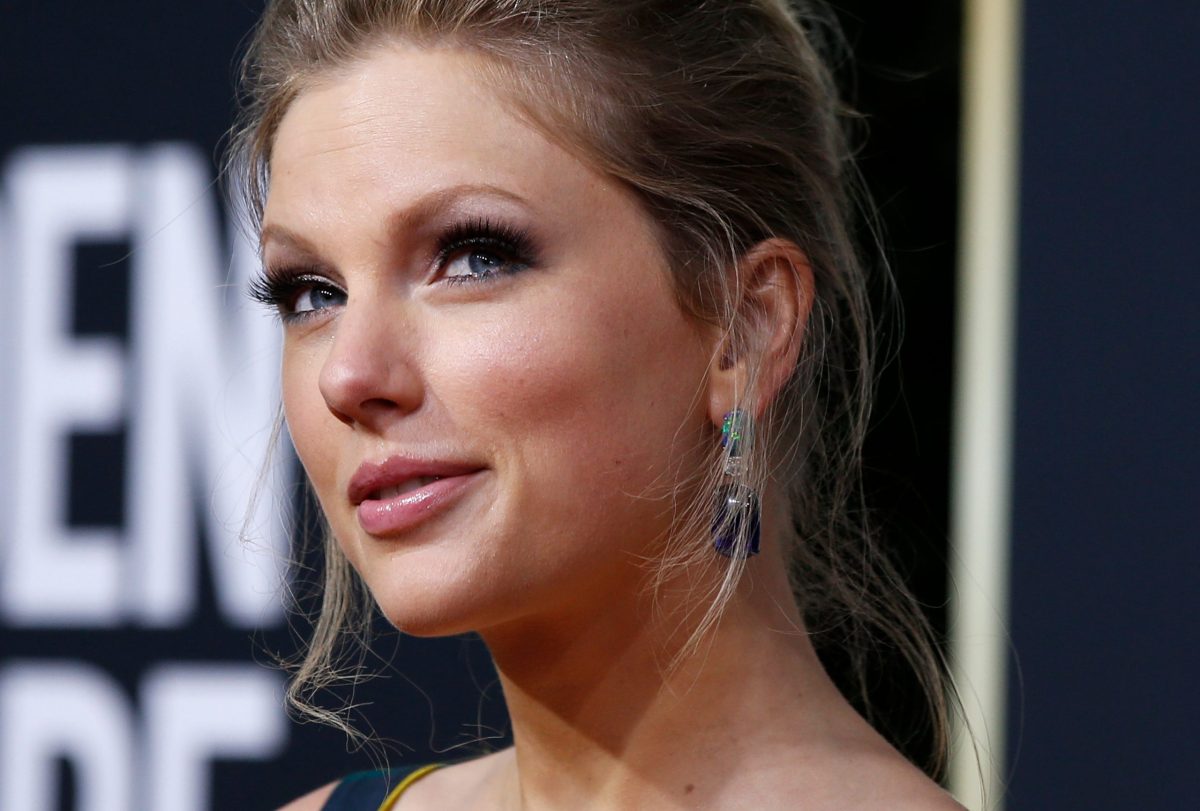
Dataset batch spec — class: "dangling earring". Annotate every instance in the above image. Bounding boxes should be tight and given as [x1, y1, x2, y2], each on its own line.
[712, 410, 761, 558]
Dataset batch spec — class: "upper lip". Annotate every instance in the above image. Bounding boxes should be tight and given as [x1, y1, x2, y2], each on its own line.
[347, 456, 485, 505]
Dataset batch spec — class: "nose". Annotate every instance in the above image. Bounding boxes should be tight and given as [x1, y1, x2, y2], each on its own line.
[317, 298, 424, 429]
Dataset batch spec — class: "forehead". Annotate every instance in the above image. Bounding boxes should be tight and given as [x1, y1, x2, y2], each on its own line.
[265, 43, 620, 232]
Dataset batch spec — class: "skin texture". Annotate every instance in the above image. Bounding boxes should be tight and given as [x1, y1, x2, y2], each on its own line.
[267, 42, 963, 811]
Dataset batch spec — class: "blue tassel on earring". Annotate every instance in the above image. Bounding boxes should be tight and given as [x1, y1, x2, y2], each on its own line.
[713, 483, 761, 557]
[713, 410, 761, 558]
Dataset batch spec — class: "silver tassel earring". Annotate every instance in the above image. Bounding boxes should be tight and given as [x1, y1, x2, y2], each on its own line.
[712, 410, 761, 558]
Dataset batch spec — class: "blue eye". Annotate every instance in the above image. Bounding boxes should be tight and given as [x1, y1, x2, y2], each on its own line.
[293, 282, 346, 314]
[443, 248, 527, 283]
[436, 219, 537, 286]
[250, 271, 345, 323]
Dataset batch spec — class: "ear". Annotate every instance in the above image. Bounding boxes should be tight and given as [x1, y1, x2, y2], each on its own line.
[707, 238, 814, 425]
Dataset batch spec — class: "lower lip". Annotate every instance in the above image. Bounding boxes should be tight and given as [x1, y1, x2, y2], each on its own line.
[355, 472, 484, 537]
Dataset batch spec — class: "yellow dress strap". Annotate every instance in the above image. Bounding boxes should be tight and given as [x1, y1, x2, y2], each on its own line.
[377, 763, 443, 811]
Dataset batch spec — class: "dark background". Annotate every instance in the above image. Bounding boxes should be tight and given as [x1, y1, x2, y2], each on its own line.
[1007, 2, 1200, 807]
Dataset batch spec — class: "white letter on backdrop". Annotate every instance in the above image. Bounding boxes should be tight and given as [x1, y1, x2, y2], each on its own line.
[126, 144, 288, 627]
[0, 148, 132, 625]
[0, 662, 135, 811]
[142, 664, 286, 811]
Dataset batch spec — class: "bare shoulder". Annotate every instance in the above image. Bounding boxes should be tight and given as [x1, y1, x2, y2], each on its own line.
[839, 756, 967, 811]
[780, 738, 967, 811]
[880, 785, 968, 811]
[399, 748, 513, 809]
[275, 779, 337, 811]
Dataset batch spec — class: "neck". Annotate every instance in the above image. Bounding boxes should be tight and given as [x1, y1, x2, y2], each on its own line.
[479, 548, 868, 810]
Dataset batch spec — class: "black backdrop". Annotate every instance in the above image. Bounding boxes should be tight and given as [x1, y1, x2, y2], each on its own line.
[1007, 2, 1200, 807]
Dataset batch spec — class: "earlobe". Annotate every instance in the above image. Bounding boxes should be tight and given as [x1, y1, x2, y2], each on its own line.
[706, 238, 814, 426]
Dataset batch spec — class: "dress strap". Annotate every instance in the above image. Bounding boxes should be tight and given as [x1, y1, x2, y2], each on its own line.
[321, 764, 443, 810]
[377, 763, 443, 810]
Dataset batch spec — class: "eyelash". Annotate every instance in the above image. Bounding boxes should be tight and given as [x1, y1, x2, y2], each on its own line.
[248, 269, 337, 323]
[249, 218, 538, 322]
[437, 217, 537, 286]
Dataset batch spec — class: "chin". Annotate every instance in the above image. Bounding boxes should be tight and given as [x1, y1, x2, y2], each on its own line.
[366, 584, 485, 638]
[354, 549, 522, 640]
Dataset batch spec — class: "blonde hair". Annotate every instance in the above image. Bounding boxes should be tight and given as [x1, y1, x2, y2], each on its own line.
[229, 0, 954, 778]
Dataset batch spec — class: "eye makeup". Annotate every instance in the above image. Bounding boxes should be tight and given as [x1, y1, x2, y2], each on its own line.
[434, 216, 539, 286]
[249, 266, 345, 324]
[250, 215, 541, 322]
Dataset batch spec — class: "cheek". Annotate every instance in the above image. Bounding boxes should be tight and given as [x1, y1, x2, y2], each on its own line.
[433, 278, 709, 515]
[280, 342, 338, 490]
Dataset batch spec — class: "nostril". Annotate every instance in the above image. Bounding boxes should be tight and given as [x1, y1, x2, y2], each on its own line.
[314, 308, 425, 427]
[325, 402, 356, 427]
[357, 396, 406, 419]
[324, 395, 406, 428]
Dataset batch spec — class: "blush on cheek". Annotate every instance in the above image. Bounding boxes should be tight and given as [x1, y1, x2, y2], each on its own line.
[442, 311, 564, 399]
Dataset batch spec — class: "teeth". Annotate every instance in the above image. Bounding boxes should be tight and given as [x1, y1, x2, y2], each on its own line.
[374, 476, 440, 500]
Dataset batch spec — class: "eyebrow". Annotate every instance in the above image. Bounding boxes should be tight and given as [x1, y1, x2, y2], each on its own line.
[260, 182, 535, 253]
[259, 222, 315, 256]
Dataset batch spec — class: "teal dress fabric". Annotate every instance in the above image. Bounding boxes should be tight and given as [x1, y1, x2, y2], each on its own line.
[321, 765, 427, 810]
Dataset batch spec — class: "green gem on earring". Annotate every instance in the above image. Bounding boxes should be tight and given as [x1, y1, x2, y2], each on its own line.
[721, 410, 749, 456]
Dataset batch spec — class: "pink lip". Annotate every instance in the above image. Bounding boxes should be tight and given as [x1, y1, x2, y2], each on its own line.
[349, 456, 485, 537]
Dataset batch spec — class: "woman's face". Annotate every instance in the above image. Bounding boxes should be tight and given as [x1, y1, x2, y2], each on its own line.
[262, 43, 715, 636]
